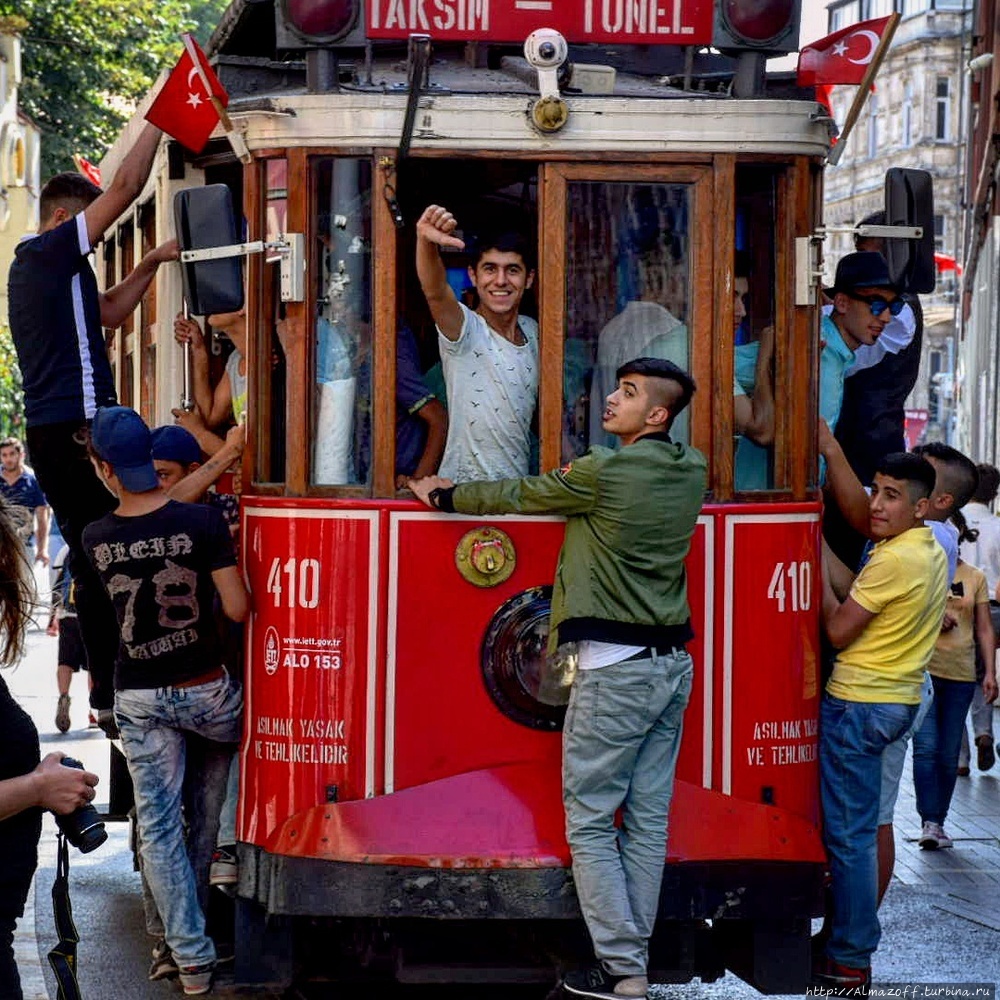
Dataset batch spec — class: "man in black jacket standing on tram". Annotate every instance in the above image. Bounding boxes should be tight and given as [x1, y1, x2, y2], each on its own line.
[6, 123, 176, 728]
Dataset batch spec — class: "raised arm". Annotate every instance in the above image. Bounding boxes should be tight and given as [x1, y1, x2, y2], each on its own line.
[83, 124, 162, 248]
[415, 205, 466, 341]
[100, 240, 179, 328]
[167, 425, 245, 504]
[819, 418, 871, 537]
[171, 406, 227, 458]
[174, 313, 217, 427]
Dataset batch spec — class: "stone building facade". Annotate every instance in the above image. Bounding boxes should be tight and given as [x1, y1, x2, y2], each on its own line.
[0, 31, 41, 327]
[823, 0, 969, 445]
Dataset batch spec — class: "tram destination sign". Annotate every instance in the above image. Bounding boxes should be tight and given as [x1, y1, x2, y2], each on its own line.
[367, 0, 714, 44]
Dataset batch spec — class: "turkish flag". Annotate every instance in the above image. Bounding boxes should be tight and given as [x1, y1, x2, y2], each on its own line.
[797, 16, 892, 87]
[145, 35, 228, 153]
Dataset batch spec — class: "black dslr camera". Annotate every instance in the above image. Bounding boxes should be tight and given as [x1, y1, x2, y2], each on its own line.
[55, 757, 107, 853]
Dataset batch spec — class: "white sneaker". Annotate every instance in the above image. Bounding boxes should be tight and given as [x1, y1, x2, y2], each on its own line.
[935, 823, 954, 849]
[918, 821, 940, 850]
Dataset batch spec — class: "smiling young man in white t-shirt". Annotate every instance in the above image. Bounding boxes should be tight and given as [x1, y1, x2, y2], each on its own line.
[415, 204, 538, 482]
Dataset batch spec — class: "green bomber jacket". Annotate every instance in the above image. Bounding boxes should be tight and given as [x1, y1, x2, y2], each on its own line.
[449, 432, 708, 651]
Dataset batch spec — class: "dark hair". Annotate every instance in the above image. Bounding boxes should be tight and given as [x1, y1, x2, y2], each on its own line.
[951, 508, 979, 545]
[855, 210, 886, 250]
[40, 172, 102, 224]
[734, 249, 752, 280]
[876, 452, 936, 500]
[469, 230, 535, 271]
[616, 356, 696, 423]
[0, 437, 23, 453]
[0, 499, 33, 667]
[973, 463, 1000, 504]
[912, 442, 979, 512]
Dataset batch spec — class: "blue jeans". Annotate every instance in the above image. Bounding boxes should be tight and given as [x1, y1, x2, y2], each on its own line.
[139, 733, 233, 939]
[562, 650, 693, 978]
[820, 695, 916, 969]
[913, 675, 977, 825]
[116, 673, 243, 968]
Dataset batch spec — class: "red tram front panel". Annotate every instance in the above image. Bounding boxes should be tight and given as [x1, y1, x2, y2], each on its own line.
[237, 500, 823, 864]
[387, 511, 565, 795]
[239, 502, 379, 847]
[720, 509, 822, 826]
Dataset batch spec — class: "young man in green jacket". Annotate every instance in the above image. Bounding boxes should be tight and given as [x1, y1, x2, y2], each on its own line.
[411, 357, 707, 1000]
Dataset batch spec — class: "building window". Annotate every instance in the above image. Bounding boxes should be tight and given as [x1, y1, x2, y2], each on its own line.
[901, 83, 913, 147]
[868, 90, 880, 159]
[901, 0, 928, 15]
[936, 77, 951, 140]
[830, 1, 860, 31]
[867, 0, 895, 16]
[934, 213, 945, 251]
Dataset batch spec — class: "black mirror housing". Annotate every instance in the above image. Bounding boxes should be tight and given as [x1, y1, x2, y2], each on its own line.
[174, 185, 245, 316]
[883, 168, 936, 295]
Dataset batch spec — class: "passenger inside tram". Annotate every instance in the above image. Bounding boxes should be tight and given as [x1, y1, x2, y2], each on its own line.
[733, 252, 776, 490]
[415, 204, 539, 483]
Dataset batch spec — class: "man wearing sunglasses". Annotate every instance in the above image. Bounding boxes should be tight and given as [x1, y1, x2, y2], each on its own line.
[818, 252, 903, 483]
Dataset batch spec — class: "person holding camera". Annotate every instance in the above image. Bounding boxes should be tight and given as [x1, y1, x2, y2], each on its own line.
[0, 499, 99, 1000]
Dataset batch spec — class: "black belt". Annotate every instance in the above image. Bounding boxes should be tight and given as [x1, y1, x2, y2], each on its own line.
[622, 645, 686, 661]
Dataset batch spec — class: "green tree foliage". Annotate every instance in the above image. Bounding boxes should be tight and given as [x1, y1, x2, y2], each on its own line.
[0, 326, 24, 440]
[2, 0, 228, 178]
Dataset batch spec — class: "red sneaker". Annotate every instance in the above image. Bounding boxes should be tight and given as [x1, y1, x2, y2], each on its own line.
[812, 956, 871, 997]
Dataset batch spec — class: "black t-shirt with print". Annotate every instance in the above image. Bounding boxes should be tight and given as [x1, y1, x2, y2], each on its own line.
[82, 499, 236, 690]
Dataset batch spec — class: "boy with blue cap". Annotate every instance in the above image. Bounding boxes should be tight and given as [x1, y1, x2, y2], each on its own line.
[82, 406, 247, 996]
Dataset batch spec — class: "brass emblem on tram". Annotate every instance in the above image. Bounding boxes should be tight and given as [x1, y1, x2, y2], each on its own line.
[455, 527, 516, 587]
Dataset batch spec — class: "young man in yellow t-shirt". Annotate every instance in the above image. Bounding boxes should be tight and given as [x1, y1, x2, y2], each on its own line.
[816, 452, 949, 992]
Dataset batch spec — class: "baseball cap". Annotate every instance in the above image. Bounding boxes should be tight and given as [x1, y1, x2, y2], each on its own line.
[151, 425, 201, 467]
[90, 407, 159, 493]
[826, 251, 899, 296]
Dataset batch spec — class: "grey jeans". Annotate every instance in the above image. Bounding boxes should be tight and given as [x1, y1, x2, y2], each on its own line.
[562, 649, 694, 977]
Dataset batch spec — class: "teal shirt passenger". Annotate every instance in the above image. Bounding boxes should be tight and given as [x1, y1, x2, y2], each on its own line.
[734, 314, 854, 489]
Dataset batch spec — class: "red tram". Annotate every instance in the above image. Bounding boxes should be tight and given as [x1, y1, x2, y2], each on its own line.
[94, 0, 842, 990]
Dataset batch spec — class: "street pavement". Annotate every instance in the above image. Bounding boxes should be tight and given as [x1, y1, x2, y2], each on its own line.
[7, 626, 1000, 999]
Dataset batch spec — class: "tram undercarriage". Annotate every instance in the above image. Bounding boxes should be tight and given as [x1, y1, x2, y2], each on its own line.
[235, 848, 823, 994]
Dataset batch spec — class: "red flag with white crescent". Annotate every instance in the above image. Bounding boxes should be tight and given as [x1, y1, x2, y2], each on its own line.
[145, 34, 229, 153]
[796, 16, 893, 87]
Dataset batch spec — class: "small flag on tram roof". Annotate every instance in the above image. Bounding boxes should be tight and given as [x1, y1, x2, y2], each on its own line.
[145, 34, 229, 154]
[72, 154, 102, 188]
[796, 15, 893, 87]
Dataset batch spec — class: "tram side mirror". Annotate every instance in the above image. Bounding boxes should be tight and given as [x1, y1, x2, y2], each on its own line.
[883, 168, 936, 295]
[174, 185, 245, 315]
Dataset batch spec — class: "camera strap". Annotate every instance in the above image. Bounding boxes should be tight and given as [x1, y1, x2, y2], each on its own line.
[47, 833, 84, 1000]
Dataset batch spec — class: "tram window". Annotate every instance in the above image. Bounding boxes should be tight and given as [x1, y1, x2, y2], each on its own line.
[562, 183, 690, 464]
[311, 158, 372, 486]
[258, 158, 287, 484]
[733, 167, 780, 491]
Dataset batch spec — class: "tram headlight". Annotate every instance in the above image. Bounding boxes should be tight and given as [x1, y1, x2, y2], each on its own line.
[281, 0, 359, 44]
[481, 587, 573, 731]
[713, 0, 800, 55]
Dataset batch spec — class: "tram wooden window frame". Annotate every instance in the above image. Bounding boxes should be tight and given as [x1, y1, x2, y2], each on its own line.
[540, 162, 716, 480]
